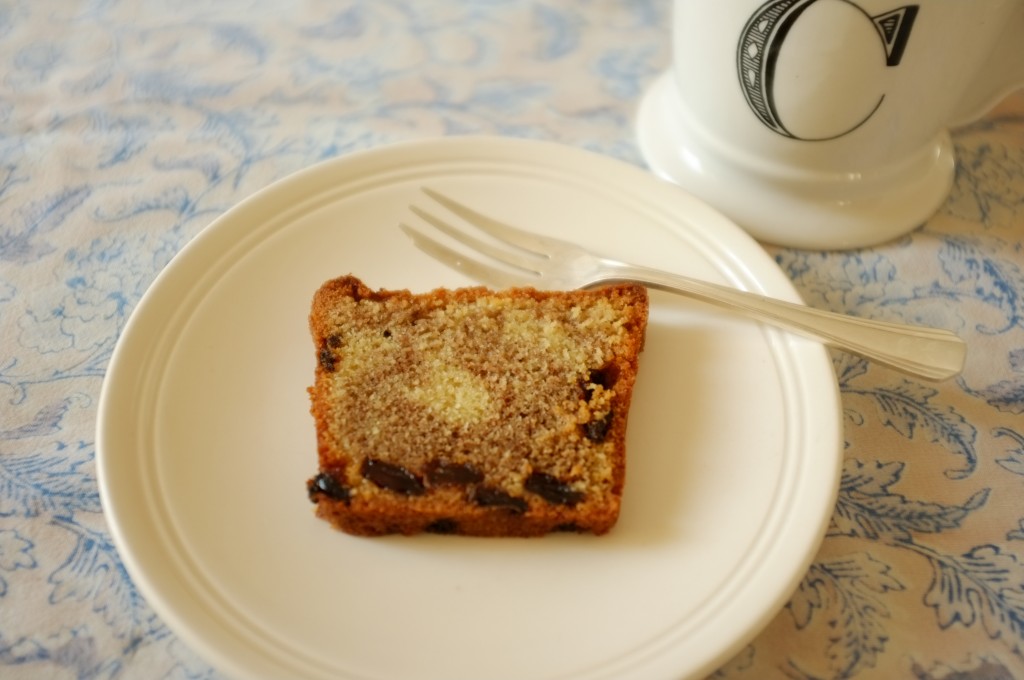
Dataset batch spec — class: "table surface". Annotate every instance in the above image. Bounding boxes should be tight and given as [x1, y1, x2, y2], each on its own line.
[3, 2, 1023, 679]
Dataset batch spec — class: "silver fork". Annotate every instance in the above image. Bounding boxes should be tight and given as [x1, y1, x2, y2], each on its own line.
[400, 188, 966, 381]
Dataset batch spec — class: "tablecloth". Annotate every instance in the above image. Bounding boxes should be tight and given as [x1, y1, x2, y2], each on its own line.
[2, 1, 1023, 678]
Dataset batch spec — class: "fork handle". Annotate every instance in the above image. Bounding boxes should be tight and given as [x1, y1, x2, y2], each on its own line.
[606, 263, 966, 381]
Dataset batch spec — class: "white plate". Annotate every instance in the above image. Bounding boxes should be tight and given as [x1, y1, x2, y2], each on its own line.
[97, 136, 842, 680]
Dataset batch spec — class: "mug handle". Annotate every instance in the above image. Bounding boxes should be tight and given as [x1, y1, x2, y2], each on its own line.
[949, 2, 1024, 127]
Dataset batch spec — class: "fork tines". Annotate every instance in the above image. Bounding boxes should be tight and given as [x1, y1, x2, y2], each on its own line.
[400, 188, 548, 288]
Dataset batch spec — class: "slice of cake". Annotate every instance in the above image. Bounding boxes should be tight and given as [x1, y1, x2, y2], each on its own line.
[306, 275, 648, 537]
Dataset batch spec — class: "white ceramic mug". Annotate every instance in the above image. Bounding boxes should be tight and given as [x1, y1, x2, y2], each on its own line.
[637, 0, 1024, 249]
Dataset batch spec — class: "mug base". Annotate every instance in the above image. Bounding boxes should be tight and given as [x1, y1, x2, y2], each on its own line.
[635, 72, 956, 250]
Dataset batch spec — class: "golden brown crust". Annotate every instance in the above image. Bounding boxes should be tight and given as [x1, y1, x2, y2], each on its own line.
[306, 275, 648, 537]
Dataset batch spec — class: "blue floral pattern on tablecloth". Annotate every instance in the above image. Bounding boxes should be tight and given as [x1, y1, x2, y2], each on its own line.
[2, 1, 1023, 678]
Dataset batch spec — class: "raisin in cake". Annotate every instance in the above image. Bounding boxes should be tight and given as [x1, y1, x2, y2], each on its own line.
[306, 275, 648, 537]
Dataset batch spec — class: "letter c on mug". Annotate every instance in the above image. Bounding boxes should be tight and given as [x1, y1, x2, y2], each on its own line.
[737, 0, 919, 140]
